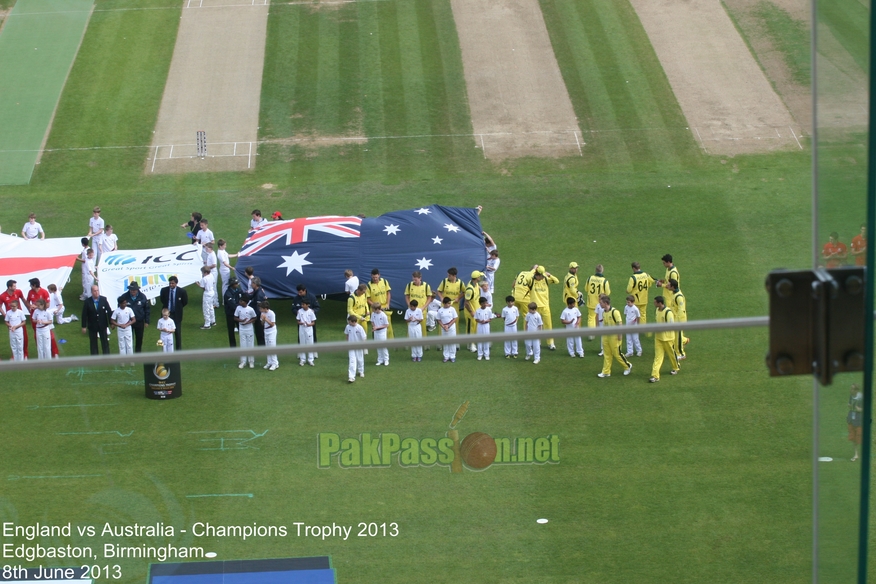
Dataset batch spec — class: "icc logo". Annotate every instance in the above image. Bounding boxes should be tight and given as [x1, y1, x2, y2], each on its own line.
[103, 254, 136, 266]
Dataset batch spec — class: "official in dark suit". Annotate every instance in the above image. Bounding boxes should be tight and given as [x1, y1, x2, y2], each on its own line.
[118, 281, 150, 352]
[249, 277, 268, 346]
[160, 276, 188, 350]
[81, 284, 112, 355]
[223, 278, 243, 347]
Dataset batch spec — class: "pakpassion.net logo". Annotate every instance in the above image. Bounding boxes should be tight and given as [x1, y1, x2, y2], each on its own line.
[317, 401, 559, 472]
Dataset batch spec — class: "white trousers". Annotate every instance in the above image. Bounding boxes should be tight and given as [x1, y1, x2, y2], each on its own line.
[374, 329, 388, 364]
[9, 329, 23, 361]
[239, 330, 254, 365]
[348, 350, 364, 379]
[202, 292, 215, 326]
[408, 325, 422, 358]
[298, 326, 315, 363]
[265, 327, 278, 367]
[36, 328, 52, 359]
[117, 327, 133, 355]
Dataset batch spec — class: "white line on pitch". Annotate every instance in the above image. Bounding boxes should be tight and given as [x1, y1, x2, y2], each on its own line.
[479, 135, 486, 159]
[248, 142, 253, 168]
[789, 126, 802, 149]
[573, 131, 582, 156]
[151, 146, 158, 173]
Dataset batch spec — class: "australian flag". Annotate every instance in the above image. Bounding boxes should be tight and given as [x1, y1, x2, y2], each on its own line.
[235, 205, 486, 309]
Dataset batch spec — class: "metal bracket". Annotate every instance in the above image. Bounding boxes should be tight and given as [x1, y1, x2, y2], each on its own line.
[766, 267, 865, 385]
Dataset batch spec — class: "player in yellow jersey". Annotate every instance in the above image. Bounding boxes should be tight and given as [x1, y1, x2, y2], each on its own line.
[656, 254, 680, 290]
[365, 268, 393, 338]
[347, 284, 371, 325]
[531, 266, 559, 349]
[584, 264, 610, 332]
[512, 265, 537, 315]
[463, 271, 484, 352]
[649, 295, 679, 382]
[666, 279, 687, 359]
[563, 262, 580, 305]
[626, 262, 655, 326]
[405, 271, 432, 336]
[596, 296, 632, 378]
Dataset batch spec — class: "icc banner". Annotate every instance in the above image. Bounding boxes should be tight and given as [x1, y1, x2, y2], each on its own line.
[98, 245, 204, 308]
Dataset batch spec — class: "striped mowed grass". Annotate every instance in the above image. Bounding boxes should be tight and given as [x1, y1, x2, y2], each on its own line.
[0, 2, 816, 582]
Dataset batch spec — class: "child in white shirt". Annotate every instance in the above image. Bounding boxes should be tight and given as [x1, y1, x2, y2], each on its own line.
[371, 303, 390, 366]
[234, 295, 257, 368]
[47, 284, 76, 324]
[501, 295, 519, 358]
[405, 300, 424, 361]
[560, 297, 584, 358]
[260, 301, 279, 370]
[99, 224, 118, 255]
[624, 295, 642, 357]
[157, 308, 176, 353]
[344, 269, 359, 296]
[297, 299, 317, 367]
[485, 249, 500, 293]
[197, 266, 216, 329]
[84, 249, 97, 297]
[345, 314, 367, 382]
[425, 297, 442, 332]
[217, 239, 237, 301]
[524, 302, 543, 364]
[5, 300, 25, 361]
[76, 238, 91, 300]
[87, 206, 105, 259]
[474, 297, 493, 360]
[111, 297, 136, 355]
[437, 297, 458, 362]
[32, 299, 54, 360]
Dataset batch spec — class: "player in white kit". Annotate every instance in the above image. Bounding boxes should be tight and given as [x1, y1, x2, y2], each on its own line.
[156, 308, 176, 353]
[5, 300, 26, 360]
[260, 301, 279, 370]
[32, 299, 54, 359]
[560, 297, 584, 358]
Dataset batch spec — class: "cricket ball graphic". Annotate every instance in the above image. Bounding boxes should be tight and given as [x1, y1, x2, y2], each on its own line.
[460, 432, 497, 470]
[153, 363, 170, 380]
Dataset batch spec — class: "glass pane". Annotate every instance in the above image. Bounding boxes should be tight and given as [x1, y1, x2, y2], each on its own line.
[814, 0, 870, 579]
[0, 325, 811, 583]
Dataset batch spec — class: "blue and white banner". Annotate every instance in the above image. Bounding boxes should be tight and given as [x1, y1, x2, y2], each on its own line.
[97, 244, 204, 308]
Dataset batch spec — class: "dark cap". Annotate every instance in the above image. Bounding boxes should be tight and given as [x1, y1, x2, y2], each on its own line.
[128, 281, 140, 289]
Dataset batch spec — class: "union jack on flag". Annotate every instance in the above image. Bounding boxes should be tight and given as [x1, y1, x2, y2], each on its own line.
[235, 206, 485, 305]
[239, 216, 362, 257]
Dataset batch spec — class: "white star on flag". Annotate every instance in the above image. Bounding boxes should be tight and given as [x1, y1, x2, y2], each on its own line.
[415, 257, 433, 270]
[443, 223, 460, 232]
[277, 251, 313, 275]
[432, 236, 443, 245]
[383, 224, 401, 235]
[415, 208, 432, 215]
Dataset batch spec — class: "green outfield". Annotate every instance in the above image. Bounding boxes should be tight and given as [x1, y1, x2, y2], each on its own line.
[0, 0, 857, 581]
[0, 0, 93, 185]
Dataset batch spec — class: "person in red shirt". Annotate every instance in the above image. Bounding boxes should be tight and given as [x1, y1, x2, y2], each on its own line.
[822, 232, 848, 268]
[26, 278, 59, 357]
[850, 224, 867, 267]
[0, 279, 29, 358]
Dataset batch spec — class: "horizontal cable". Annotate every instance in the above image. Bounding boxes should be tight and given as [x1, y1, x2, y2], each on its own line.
[0, 316, 768, 373]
